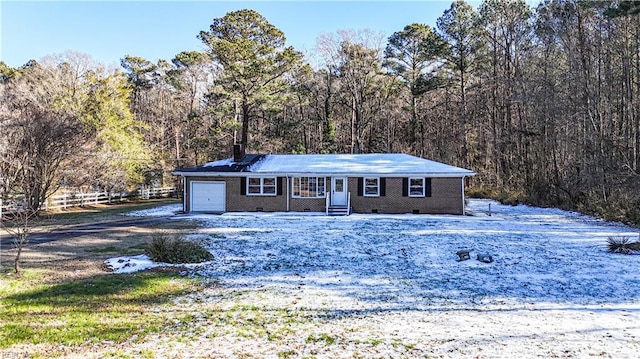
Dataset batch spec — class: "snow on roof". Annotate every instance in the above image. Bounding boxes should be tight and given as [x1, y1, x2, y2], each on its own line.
[204, 158, 233, 167]
[175, 153, 475, 177]
[248, 154, 474, 176]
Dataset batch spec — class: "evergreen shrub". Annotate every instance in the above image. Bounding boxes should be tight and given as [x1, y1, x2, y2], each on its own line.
[146, 232, 213, 264]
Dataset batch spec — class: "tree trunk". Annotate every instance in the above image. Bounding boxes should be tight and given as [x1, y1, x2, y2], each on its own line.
[411, 95, 418, 152]
[324, 71, 335, 149]
[460, 66, 468, 167]
[14, 238, 23, 275]
[241, 99, 250, 147]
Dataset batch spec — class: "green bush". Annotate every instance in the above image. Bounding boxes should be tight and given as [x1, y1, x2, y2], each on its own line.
[146, 232, 213, 264]
[607, 236, 640, 255]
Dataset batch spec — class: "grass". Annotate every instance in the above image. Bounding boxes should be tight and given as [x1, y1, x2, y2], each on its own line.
[1, 200, 335, 357]
[87, 243, 148, 255]
[0, 269, 200, 351]
[2, 200, 454, 357]
[0, 199, 204, 356]
[306, 333, 336, 345]
[86, 245, 122, 253]
[13, 199, 180, 228]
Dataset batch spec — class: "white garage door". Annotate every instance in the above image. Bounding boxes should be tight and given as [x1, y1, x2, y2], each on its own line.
[190, 181, 226, 212]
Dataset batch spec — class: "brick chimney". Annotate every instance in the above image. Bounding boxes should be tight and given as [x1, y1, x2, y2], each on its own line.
[233, 144, 245, 162]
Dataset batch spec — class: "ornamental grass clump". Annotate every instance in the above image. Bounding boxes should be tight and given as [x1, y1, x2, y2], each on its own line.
[607, 235, 640, 255]
[146, 232, 213, 264]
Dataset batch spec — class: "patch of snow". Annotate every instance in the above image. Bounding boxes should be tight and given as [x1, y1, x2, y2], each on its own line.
[202, 158, 233, 167]
[104, 254, 159, 273]
[126, 204, 182, 217]
[105, 253, 216, 274]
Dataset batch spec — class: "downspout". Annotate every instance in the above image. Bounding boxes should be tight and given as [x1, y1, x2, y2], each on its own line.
[286, 176, 290, 212]
[461, 176, 466, 216]
[183, 175, 188, 213]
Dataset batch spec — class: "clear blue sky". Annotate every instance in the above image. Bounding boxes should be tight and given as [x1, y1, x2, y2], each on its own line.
[1, 0, 497, 69]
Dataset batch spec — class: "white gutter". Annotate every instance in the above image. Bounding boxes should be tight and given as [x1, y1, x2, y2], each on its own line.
[461, 176, 466, 215]
[182, 175, 187, 212]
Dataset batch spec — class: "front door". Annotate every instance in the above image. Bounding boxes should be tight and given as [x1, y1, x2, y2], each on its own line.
[331, 177, 348, 206]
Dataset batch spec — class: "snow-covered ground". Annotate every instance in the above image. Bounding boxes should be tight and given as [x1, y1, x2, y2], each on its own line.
[125, 203, 182, 217]
[118, 198, 639, 308]
[110, 199, 640, 358]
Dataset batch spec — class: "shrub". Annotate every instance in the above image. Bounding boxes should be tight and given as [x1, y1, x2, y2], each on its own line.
[607, 236, 640, 255]
[146, 232, 213, 264]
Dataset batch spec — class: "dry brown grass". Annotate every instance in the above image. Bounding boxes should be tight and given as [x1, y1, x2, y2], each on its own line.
[0, 199, 198, 282]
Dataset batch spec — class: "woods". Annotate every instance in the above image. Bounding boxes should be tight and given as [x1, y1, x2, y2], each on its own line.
[1, 0, 639, 224]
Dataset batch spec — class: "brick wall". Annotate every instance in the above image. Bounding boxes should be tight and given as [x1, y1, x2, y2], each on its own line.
[348, 177, 463, 214]
[225, 177, 287, 212]
[184, 175, 465, 214]
[184, 176, 287, 212]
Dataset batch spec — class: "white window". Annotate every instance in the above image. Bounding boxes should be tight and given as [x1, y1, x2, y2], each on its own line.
[409, 177, 425, 197]
[247, 177, 277, 196]
[292, 177, 326, 198]
[364, 177, 380, 197]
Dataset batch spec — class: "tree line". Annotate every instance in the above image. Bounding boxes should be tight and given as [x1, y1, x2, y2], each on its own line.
[1, 0, 639, 225]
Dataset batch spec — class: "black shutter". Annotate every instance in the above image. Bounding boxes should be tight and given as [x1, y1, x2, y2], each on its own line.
[357, 178, 363, 196]
[402, 178, 408, 197]
[380, 178, 386, 196]
[425, 178, 432, 197]
[240, 177, 246, 195]
[277, 177, 283, 196]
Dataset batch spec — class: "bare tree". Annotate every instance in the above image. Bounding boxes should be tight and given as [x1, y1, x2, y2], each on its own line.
[1, 106, 88, 211]
[1, 204, 38, 275]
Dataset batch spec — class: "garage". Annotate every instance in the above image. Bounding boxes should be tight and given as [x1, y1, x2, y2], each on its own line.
[190, 181, 226, 212]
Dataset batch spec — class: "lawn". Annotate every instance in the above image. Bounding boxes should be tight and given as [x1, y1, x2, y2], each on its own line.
[0, 200, 204, 358]
[1, 270, 199, 353]
[2, 199, 640, 358]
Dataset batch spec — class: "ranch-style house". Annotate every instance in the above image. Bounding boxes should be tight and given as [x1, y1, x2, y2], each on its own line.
[173, 147, 475, 216]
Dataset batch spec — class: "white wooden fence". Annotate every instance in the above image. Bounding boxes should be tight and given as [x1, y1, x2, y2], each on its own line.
[1, 187, 176, 214]
[44, 191, 126, 210]
[138, 186, 176, 200]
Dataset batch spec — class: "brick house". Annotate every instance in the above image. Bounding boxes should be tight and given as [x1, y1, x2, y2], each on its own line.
[173, 149, 475, 216]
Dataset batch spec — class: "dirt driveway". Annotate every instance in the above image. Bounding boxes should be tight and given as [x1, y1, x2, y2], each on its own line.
[1, 216, 175, 247]
[0, 201, 197, 278]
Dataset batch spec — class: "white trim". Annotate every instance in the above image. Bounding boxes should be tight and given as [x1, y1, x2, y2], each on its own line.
[408, 177, 425, 197]
[173, 171, 474, 178]
[363, 177, 380, 197]
[182, 176, 187, 211]
[331, 177, 348, 206]
[246, 176, 277, 196]
[292, 176, 327, 198]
